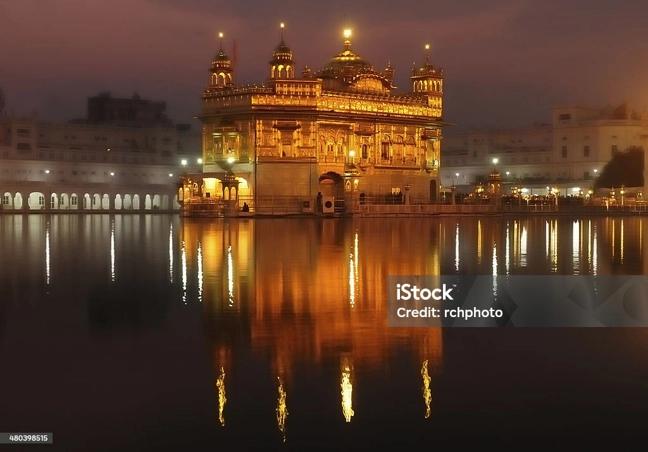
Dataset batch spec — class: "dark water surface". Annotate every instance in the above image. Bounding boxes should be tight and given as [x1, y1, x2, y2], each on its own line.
[1, 214, 648, 450]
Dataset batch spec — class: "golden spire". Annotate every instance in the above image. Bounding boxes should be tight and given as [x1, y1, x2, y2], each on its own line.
[343, 29, 352, 51]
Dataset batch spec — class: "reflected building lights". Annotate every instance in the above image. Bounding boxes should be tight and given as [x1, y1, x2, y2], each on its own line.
[354, 231, 359, 281]
[492, 242, 497, 298]
[572, 220, 580, 274]
[168, 224, 174, 284]
[421, 360, 432, 419]
[276, 377, 288, 442]
[349, 252, 355, 307]
[587, 220, 592, 270]
[545, 221, 549, 262]
[454, 222, 459, 272]
[477, 220, 482, 264]
[505, 221, 510, 275]
[341, 357, 354, 422]
[110, 220, 115, 282]
[593, 225, 598, 275]
[547, 220, 558, 273]
[197, 240, 203, 303]
[227, 245, 234, 307]
[611, 220, 615, 260]
[520, 226, 527, 267]
[216, 367, 226, 426]
[621, 219, 624, 264]
[45, 222, 50, 285]
[181, 240, 187, 304]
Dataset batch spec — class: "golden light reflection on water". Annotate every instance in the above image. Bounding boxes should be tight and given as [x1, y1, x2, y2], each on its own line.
[573, 220, 580, 274]
[171, 216, 648, 429]
[227, 245, 234, 307]
[216, 367, 226, 427]
[45, 221, 50, 285]
[421, 360, 432, 419]
[341, 356, 354, 422]
[168, 224, 174, 284]
[455, 222, 459, 272]
[197, 240, 203, 303]
[276, 377, 288, 442]
[110, 219, 115, 282]
[181, 240, 187, 305]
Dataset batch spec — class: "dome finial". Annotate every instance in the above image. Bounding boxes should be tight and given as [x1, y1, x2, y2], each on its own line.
[218, 32, 224, 51]
[343, 29, 352, 50]
[425, 44, 431, 65]
[280, 22, 285, 41]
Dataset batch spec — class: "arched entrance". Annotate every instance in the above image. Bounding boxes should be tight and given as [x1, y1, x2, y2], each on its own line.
[318, 172, 344, 198]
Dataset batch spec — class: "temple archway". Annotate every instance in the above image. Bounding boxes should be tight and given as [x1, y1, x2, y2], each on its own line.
[318, 172, 344, 198]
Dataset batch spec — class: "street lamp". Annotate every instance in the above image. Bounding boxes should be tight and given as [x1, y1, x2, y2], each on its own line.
[506, 171, 510, 181]
[454, 172, 459, 185]
[349, 150, 355, 163]
[197, 158, 203, 164]
[492, 158, 499, 172]
[110, 172, 115, 176]
[181, 159, 188, 167]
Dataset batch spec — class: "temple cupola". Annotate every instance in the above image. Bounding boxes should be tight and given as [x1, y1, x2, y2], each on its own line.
[383, 61, 395, 85]
[410, 44, 443, 116]
[411, 44, 443, 95]
[269, 23, 295, 79]
[208, 32, 234, 89]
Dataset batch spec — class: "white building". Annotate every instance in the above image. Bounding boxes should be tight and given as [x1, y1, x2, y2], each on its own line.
[442, 102, 648, 196]
[0, 92, 201, 211]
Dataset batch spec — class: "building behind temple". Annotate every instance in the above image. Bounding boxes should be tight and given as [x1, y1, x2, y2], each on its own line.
[181, 26, 448, 214]
[442, 102, 648, 197]
[1, 91, 200, 211]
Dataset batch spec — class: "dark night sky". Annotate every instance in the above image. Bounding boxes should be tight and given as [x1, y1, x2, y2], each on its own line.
[2, 0, 648, 129]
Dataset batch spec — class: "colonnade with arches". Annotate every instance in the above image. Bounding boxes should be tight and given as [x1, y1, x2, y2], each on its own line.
[1, 189, 180, 211]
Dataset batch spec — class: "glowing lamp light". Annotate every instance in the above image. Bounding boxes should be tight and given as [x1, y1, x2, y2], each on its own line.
[169, 173, 173, 178]
[197, 158, 203, 164]
[344, 29, 352, 38]
[110, 172, 115, 176]
[349, 150, 355, 157]
[280, 23, 284, 28]
[181, 159, 187, 166]
[227, 157, 235, 164]
[45, 170, 50, 174]
[425, 44, 430, 50]
[218, 32, 223, 38]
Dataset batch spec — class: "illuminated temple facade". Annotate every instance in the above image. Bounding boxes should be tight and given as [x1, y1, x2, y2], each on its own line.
[180, 27, 446, 215]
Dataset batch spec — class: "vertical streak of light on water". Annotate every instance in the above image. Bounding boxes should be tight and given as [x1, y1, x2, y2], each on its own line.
[505, 221, 510, 275]
[572, 220, 579, 275]
[169, 224, 174, 284]
[181, 240, 187, 304]
[197, 240, 203, 303]
[455, 222, 459, 273]
[349, 252, 355, 307]
[228, 245, 234, 307]
[110, 219, 115, 281]
[46, 221, 50, 285]
[492, 242, 497, 299]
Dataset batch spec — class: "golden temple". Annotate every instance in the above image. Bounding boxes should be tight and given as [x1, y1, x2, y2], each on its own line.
[179, 26, 447, 216]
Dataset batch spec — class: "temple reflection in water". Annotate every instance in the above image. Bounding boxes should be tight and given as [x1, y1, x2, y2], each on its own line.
[172, 214, 648, 434]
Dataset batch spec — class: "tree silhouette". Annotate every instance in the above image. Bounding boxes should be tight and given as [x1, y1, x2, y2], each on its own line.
[594, 146, 644, 189]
